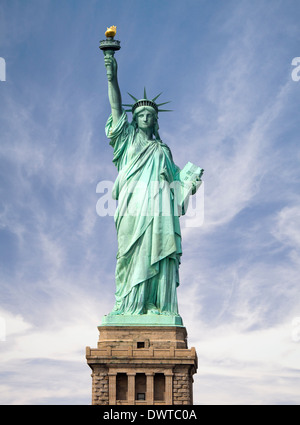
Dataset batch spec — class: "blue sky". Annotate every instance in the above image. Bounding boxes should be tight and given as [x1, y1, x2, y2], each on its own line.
[0, 0, 300, 404]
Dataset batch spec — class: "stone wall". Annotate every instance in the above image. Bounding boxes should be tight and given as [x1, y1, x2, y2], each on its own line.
[173, 366, 193, 405]
[91, 366, 109, 405]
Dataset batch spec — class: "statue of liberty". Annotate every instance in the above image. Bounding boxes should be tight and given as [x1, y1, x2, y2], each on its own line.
[100, 28, 203, 324]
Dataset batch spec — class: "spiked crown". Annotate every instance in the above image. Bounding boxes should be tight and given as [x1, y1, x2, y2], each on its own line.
[123, 88, 172, 114]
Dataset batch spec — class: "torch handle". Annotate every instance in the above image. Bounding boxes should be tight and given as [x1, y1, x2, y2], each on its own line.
[104, 50, 115, 80]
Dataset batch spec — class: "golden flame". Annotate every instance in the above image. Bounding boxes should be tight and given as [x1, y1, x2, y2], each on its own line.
[105, 26, 117, 38]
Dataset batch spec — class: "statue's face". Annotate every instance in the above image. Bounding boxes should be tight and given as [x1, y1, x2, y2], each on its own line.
[135, 107, 156, 131]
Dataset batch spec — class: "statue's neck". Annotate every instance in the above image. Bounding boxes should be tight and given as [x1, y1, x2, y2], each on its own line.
[137, 128, 153, 141]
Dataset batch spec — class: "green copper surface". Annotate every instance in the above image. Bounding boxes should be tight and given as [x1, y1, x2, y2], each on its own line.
[101, 35, 203, 326]
[101, 314, 183, 327]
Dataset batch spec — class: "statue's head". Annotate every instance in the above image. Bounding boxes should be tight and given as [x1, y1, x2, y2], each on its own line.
[123, 89, 171, 140]
[133, 106, 157, 129]
[132, 106, 160, 139]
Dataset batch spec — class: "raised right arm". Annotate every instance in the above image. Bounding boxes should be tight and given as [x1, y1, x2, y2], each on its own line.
[104, 54, 122, 127]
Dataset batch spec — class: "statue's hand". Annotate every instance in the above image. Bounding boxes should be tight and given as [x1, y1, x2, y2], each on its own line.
[192, 176, 202, 195]
[104, 55, 118, 82]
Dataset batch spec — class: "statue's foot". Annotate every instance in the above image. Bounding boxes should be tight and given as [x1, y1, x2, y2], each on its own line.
[145, 303, 160, 315]
[148, 309, 160, 315]
[109, 309, 123, 316]
[146, 306, 160, 315]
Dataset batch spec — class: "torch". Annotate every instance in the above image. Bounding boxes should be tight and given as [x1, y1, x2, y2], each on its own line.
[99, 26, 121, 80]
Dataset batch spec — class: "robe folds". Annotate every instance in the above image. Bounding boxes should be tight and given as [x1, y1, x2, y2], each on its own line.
[105, 110, 183, 315]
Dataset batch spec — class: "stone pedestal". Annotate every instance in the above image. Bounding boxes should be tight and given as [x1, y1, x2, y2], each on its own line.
[86, 325, 197, 405]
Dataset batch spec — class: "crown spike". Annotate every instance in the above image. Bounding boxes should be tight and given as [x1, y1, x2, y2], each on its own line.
[126, 91, 172, 114]
[127, 92, 138, 102]
[156, 101, 171, 107]
[152, 92, 163, 102]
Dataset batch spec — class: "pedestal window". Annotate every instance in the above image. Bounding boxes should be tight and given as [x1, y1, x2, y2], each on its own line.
[154, 373, 165, 401]
[135, 373, 146, 401]
[116, 373, 128, 401]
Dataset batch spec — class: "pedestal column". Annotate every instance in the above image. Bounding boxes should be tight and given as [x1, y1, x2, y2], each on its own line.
[165, 372, 173, 405]
[146, 372, 154, 404]
[127, 372, 136, 404]
[108, 372, 117, 404]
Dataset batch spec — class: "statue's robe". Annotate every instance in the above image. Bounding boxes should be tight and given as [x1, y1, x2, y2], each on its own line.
[106, 110, 183, 315]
